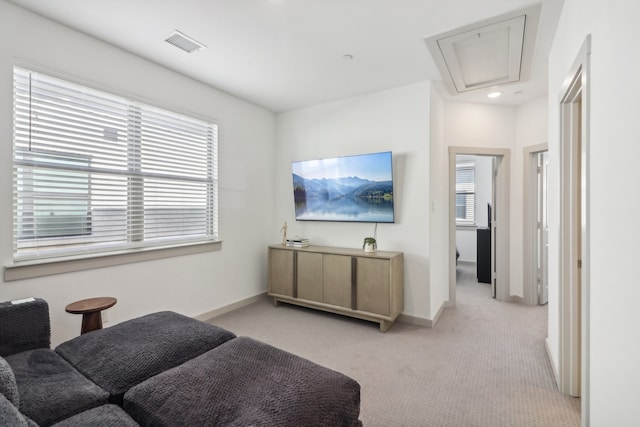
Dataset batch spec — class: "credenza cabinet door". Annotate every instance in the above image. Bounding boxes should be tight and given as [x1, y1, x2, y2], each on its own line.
[323, 254, 352, 308]
[297, 252, 323, 301]
[356, 257, 390, 316]
[269, 248, 294, 297]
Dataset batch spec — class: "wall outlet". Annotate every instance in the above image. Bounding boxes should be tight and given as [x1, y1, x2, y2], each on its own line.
[102, 310, 109, 323]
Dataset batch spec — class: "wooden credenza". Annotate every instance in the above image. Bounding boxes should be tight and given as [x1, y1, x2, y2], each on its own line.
[268, 244, 403, 332]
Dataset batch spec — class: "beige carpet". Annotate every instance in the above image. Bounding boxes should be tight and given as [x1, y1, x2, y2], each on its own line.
[210, 262, 580, 426]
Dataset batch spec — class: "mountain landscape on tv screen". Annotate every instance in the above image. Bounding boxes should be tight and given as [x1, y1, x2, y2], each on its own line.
[292, 174, 394, 222]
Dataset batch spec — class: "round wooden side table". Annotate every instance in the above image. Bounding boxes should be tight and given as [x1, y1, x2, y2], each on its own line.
[65, 297, 117, 335]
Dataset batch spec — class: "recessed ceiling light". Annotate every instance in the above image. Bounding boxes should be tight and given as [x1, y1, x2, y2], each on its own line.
[487, 91, 502, 98]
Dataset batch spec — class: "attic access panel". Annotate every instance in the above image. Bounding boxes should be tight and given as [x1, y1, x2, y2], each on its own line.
[437, 15, 525, 93]
[425, 4, 540, 96]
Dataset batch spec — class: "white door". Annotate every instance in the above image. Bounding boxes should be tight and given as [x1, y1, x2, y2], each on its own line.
[537, 151, 549, 305]
[491, 157, 498, 299]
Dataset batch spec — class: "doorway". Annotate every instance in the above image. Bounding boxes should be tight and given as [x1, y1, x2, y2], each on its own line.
[558, 35, 590, 422]
[524, 144, 549, 306]
[448, 147, 510, 306]
[560, 66, 583, 397]
[454, 154, 498, 298]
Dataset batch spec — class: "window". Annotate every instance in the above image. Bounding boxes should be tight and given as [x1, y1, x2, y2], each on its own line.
[455, 160, 475, 225]
[13, 68, 218, 262]
[17, 151, 91, 241]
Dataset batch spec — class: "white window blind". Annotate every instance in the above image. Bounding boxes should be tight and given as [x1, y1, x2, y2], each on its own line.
[13, 67, 218, 261]
[455, 160, 476, 224]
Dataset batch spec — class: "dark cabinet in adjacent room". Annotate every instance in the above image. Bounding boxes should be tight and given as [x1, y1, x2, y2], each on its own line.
[476, 227, 492, 283]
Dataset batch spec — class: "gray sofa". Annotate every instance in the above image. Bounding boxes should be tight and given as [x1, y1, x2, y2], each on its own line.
[0, 298, 362, 426]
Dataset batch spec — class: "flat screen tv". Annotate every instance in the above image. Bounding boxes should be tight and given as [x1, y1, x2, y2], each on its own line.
[291, 151, 395, 223]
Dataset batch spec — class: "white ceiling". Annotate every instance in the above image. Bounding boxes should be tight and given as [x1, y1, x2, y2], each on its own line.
[7, 0, 564, 113]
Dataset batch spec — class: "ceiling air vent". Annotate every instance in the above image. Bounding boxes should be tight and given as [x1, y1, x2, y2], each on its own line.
[165, 30, 206, 53]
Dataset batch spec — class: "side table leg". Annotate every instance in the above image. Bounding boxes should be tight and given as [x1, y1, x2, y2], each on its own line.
[81, 311, 103, 334]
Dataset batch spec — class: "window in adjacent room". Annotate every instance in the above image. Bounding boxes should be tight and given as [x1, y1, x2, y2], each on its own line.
[12, 67, 219, 262]
[455, 160, 476, 225]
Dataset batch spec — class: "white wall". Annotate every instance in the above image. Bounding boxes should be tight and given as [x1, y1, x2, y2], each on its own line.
[513, 96, 548, 299]
[548, 0, 640, 424]
[428, 86, 449, 317]
[440, 99, 547, 298]
[455, 155, 493, 263]
[442, 102, 518, 293]
[275, 82, 435, 321]
[0, 1, 276, 346]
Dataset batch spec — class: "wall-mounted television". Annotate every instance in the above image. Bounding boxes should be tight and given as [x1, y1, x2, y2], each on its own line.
[291, 151, 395, 223]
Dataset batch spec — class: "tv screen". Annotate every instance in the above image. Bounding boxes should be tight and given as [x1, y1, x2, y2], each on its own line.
[291, 151, 395, 223]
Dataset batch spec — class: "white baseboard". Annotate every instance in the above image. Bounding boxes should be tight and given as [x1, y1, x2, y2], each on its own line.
[511, 295, 525, 304]
[430, 302, 446, 326]
[398, 313, 431, 327]
[196, 291, 448, 329]
[545, 337, 561, 389]
[194, 291, 267, 322]
[399, 301, 446, 328]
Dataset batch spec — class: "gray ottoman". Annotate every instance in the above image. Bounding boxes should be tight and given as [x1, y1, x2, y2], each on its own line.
[124, 336, 362, 427]
[51, 404, 139, 427]
[6, 349, 108, 426]
[56, 311, 235, 404]
[0, 393, 37, 427]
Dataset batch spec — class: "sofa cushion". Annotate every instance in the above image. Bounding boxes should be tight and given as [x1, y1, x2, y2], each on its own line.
[51, 404, 139, 427]
[0, 356, 19, 407]
[124, 336, 362, 427]
[0, 393, 36, 427]
[0, 298, 50, 357]
[6, 348, 108, 426]
[56, 311, 235, 403]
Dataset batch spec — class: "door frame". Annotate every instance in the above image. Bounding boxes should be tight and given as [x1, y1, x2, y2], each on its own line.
[448, 146, 510, 306]
[523, 143, 548, 306]
[558, 35, 590, 424]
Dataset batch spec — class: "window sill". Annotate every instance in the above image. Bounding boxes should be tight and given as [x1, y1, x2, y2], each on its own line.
[4, 240, 222, 281]
[456, 223, 478, 231]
